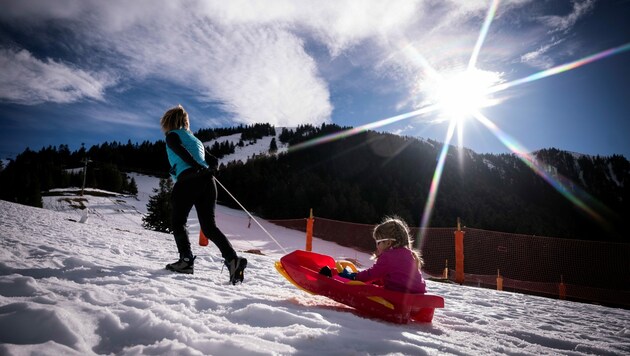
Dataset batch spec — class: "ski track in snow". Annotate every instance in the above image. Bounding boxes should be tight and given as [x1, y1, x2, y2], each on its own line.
[0, 173, 629, 355]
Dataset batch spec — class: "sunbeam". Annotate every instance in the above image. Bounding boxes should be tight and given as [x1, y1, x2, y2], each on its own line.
[468, 0, 501, 71]
[284, 0, 630, 234]
[407, 0, 503, 150]
[288, 104, 439, 153]
[488, 42, 630, 94]
[418, 119, 457, 243]
[411, 9, 630, 232]
[472, 111, 607, 225]
[402, 45, 442, 81]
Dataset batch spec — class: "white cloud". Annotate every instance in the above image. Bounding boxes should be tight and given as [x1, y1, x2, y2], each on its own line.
[0, 0, 86, 22]
[86, 15, 333, 126]
[85, 107, 154, 128]
[521, 49, 555, 69]
[194, 0, 421, 56]
[520, 38, 567, 69]
[540, 0, 596, 33]
[0, 0, 591, 125]
[193, 25, 333, 126]
[520, 0, 596, 69]
[0, 48, 115, 105]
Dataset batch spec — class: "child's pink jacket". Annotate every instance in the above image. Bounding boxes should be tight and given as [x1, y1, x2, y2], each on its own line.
[355, 247, 426, 294]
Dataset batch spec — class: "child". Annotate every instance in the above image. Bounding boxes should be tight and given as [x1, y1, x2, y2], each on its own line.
[340, 217, 426, 294]
[160, 105, 247, 284]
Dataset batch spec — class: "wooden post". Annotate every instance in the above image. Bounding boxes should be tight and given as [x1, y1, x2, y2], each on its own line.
[442, 259, 449, 279]
[81, 156, 89, 196]
[496, 269, 503, 291]
[455, 217, 465, 284]
[305, 208, 314, 251]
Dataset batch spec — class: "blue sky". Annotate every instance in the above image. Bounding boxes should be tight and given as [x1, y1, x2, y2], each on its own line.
[0, 0, 629, 159]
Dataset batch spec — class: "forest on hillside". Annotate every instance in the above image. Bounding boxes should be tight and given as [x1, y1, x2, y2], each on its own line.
[0, 124, 273, 207]
[0, 123, 627, 242]
[215, 125, 627, 242]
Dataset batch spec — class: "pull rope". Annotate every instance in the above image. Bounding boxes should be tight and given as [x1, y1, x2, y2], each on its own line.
[213, 176, 288, 254]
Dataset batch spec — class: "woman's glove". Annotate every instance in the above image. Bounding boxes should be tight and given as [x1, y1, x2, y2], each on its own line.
[339, 267, 357, 280]
[204, 150, 219, 171]
[197, 166, 214, 177]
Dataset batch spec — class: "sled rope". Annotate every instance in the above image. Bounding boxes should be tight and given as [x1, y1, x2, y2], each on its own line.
[214, 177, 288, 254]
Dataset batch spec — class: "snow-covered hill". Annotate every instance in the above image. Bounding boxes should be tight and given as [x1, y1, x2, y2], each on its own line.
[202, 129, 289, 167]
[1, 174, 629, 355]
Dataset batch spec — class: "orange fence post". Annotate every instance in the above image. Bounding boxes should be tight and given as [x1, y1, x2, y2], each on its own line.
[559, 275, 566, 300]
[306, 208, 314, 252]
[496, 269, 503, 291]
[199, 230, 209, 246]
[455, 217, 465, 284]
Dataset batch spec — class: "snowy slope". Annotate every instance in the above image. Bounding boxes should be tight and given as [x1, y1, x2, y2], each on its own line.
[1, 175, 629, 355]
[202, 129, 289, 167]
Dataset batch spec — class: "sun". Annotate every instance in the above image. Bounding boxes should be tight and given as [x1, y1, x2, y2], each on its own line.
[430, 68, 501, 124]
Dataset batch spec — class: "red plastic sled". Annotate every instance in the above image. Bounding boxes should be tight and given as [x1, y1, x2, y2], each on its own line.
[275, 250, 444, 324]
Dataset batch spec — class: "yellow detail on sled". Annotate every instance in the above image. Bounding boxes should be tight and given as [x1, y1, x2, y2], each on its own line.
[335, 260, 359, 273]
[346, 280, 395, 310]
[275, 261, 315, 295]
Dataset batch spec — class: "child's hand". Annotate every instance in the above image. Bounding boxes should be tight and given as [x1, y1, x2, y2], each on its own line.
[339, 268, 356, 280]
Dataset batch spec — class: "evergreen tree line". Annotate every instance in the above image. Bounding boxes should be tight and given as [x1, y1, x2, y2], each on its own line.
[0, 145, 139, 207]
[239, 123, 275, 142]
[195, 123, 275, 143]
[0, 123, 280, 208]
[214, 124, 628, 242]
[208, 140, 236, 158]
[197, 123, 277, 158]
[2, 123, 626, 242]
[66, 122, 278, 172]
[85, 140, 170, 175]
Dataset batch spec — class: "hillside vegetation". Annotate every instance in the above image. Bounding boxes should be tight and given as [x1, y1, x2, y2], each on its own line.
[1, 123, 627, 242]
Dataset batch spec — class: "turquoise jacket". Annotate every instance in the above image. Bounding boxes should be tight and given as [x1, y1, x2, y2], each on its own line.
[165, 129, 209, 181]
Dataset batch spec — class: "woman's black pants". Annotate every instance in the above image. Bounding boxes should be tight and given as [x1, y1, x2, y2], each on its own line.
[170, 170, 237, 262]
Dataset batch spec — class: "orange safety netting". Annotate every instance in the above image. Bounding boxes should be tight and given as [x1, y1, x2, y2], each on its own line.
[268, 217, 630, 308]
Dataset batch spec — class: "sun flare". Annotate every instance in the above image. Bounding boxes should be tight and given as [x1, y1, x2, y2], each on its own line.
[430, 69, 501, 123]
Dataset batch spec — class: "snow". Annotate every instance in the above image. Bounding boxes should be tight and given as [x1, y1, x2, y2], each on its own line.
[607, 162, 622, 187]
[482, 158, 496, 170]
[203, 129, 288, 167]
[1, 174, 629, 355]
[63, 168, 84, 175]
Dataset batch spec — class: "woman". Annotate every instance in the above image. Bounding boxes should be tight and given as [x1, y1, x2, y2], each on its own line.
[160, 105, 247, 284]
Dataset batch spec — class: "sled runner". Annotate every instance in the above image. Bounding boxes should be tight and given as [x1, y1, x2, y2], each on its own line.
[275, 250, 444, 324]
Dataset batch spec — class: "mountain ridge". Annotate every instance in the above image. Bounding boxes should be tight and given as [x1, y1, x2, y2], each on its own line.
[1, 124, 627, 242]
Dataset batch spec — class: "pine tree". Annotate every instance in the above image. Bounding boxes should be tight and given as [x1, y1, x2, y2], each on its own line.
[127, 176, 138, 195]
[269, 137, 278, 154]
[142, 178, 173, 233]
